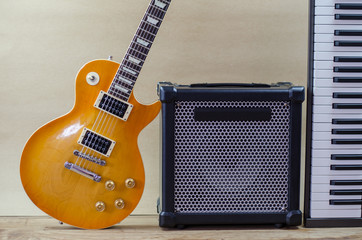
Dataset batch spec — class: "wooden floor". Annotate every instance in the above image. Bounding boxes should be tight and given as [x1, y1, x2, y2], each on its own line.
[1, 215, 362, 240]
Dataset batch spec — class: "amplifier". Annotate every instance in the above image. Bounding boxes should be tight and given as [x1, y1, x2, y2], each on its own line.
[157, 82, 305, 228]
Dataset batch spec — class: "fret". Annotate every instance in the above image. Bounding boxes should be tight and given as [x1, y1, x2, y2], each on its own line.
[130, 41, 150, 55]
[140, 20, 159, 35]
[126, 54, 143, 65]
[127, 49, 147, 61]
[137, 27, 157, 38]
[148, 6, 166, 19]
[121, 59, 142, 73]
[108, 0, 171, 101]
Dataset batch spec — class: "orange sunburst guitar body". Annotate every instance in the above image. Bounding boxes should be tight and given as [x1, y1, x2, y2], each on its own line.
[20, 0, 171, 229]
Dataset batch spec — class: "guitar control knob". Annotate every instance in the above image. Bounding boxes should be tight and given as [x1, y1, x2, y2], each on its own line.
[115, 199, 125, 209]
[95, 201, 106, 212]
[105, 180, 115, 191]
[125, 178, 135, 188]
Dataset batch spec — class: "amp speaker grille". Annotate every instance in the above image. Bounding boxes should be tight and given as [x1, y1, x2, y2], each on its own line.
[173, 101, 290, 214]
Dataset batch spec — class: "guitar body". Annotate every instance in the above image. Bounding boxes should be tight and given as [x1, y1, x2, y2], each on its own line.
[20, 60, 161, 229]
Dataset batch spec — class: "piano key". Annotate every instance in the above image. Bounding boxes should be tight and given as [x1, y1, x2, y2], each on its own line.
[313, 122, 362, 131]
[313, 78, 362, 88]
[315, 15, 362, 25]
[315, 51, 362, 61]
[332, 128, 362, 133]
[312, 185, 362, 193]
[316, 0, 362, 7]
[335, 14, 362, 20]
[330, 199, 362, 205]
[313, 175, 362, 182]
[312, 166, 362, 175]
[333, 92, 362, 98]
[314, 61, 362, 70]
[335, 29, 362, 36]
[335, 3, 362, 10]
[312, 158, 362, 167]
[313, 139, 362, 148]
[332, 103, 362, 109]
[315, 42, 362, 51]
[311, 192, 360, 200]
[315, 34, 362, 42]
[313, 131, 362, 140]
[314, 87, 362, 97]
[313, 97, 362, 104]
[310, 209, 361, 218]
[331, 154, 362, 160]
[313, 149, 362, 158]
[334, 66, 362, 72]
[312, 201, 361, 210]
[330, 164, 362, 170]
[314, 69, 362, 78]
[315, 25, 362, 34]
[330, 189, 362, 195]
[313, 114, 362, 123]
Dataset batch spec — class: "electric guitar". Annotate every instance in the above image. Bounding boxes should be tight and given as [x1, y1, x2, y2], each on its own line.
[20, 0, 171, 229]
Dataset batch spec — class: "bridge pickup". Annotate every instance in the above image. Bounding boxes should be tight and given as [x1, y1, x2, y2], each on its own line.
[64, 162, 101, 182]
[73, 150, 106, 166]
[77, 128, 115, 157]
[94, 91, 133, 121]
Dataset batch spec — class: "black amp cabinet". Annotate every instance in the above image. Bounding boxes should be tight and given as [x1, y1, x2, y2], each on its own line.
[157, 82, 305, 228]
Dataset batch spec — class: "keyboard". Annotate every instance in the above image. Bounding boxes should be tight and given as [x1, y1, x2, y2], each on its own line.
[305, 0, 362, 227]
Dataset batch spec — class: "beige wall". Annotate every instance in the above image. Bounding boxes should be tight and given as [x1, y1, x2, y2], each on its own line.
[0, 0, 308, 216]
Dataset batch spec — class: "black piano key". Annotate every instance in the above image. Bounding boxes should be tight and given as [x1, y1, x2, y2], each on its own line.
[331, 154, 362, 160]
[332, 118, 362, 124]
[335, 3, 362, 9]
[335, 30, 362, 36]
[332, 129, 362, 134]
[333, 92, 362, 98]
[331, 164, 362, 170]
[335, 14, 362, 20]
[332, 139, 362, 144]
[334, 56, 362, 62]
[330, 189, 362, 195]
[330, 199, 362, 205]
[334, 66, 362, 72]
[333, 103, 362, 109]
[334, 77, 362, 83]
[331, 180, 362, 185]
[335, 41, 362, 47]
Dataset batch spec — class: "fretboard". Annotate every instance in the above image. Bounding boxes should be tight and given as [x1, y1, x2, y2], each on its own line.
[108, 0, 171, 102]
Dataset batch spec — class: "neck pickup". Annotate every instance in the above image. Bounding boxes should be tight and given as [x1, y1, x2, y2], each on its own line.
[94, 91, 133, 121]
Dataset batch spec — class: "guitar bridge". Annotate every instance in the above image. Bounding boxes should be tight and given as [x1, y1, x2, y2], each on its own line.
[64, 162, 101, 182]
[77, 128, 116, 157]
[94, 91, 133, 121]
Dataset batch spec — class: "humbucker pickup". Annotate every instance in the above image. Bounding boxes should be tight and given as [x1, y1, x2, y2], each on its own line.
[77, 128, 116, 157]
[94, 91, 133, 121]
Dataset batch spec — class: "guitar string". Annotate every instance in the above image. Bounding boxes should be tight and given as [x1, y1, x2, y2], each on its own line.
[73, 0, 168, 174]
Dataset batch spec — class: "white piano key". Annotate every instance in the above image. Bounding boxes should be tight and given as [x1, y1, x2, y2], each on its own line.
[314, 69, 362, 78]
[311, 192, 361, 200]
[314, 97, 362, 104]
[311, 201, 361, 210]
[312, 166, 362, 176]
[314, 87, 362, 96]
[315, 25, 362, 34]
[314, 51, 362, 60]
[312, 185, 362, 193]
[315, 7, 362, 15]
[313, 139, 362, 148]
[312, 158, 362, 166]
[313, 149, 362, 158]
[315, 42, 362, 52]
[314, 78, 362, 88]
[315, 0, 362, 7]
[315, 61, 362, 69]
[313, 131, 362, 140]
[311, 209, 361, 218]
[313, 122, 362, 131]
[315, 16, 362, 25]
[313, 113, 362, 123]
[315, 34, 362, 42]
[312, 175, 362, 183]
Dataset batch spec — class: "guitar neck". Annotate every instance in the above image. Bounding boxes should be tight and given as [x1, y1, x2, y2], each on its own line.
[108, 0, 171, 101]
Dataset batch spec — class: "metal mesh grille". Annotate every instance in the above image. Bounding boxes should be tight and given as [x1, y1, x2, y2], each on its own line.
[173, 101, 290, 214]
